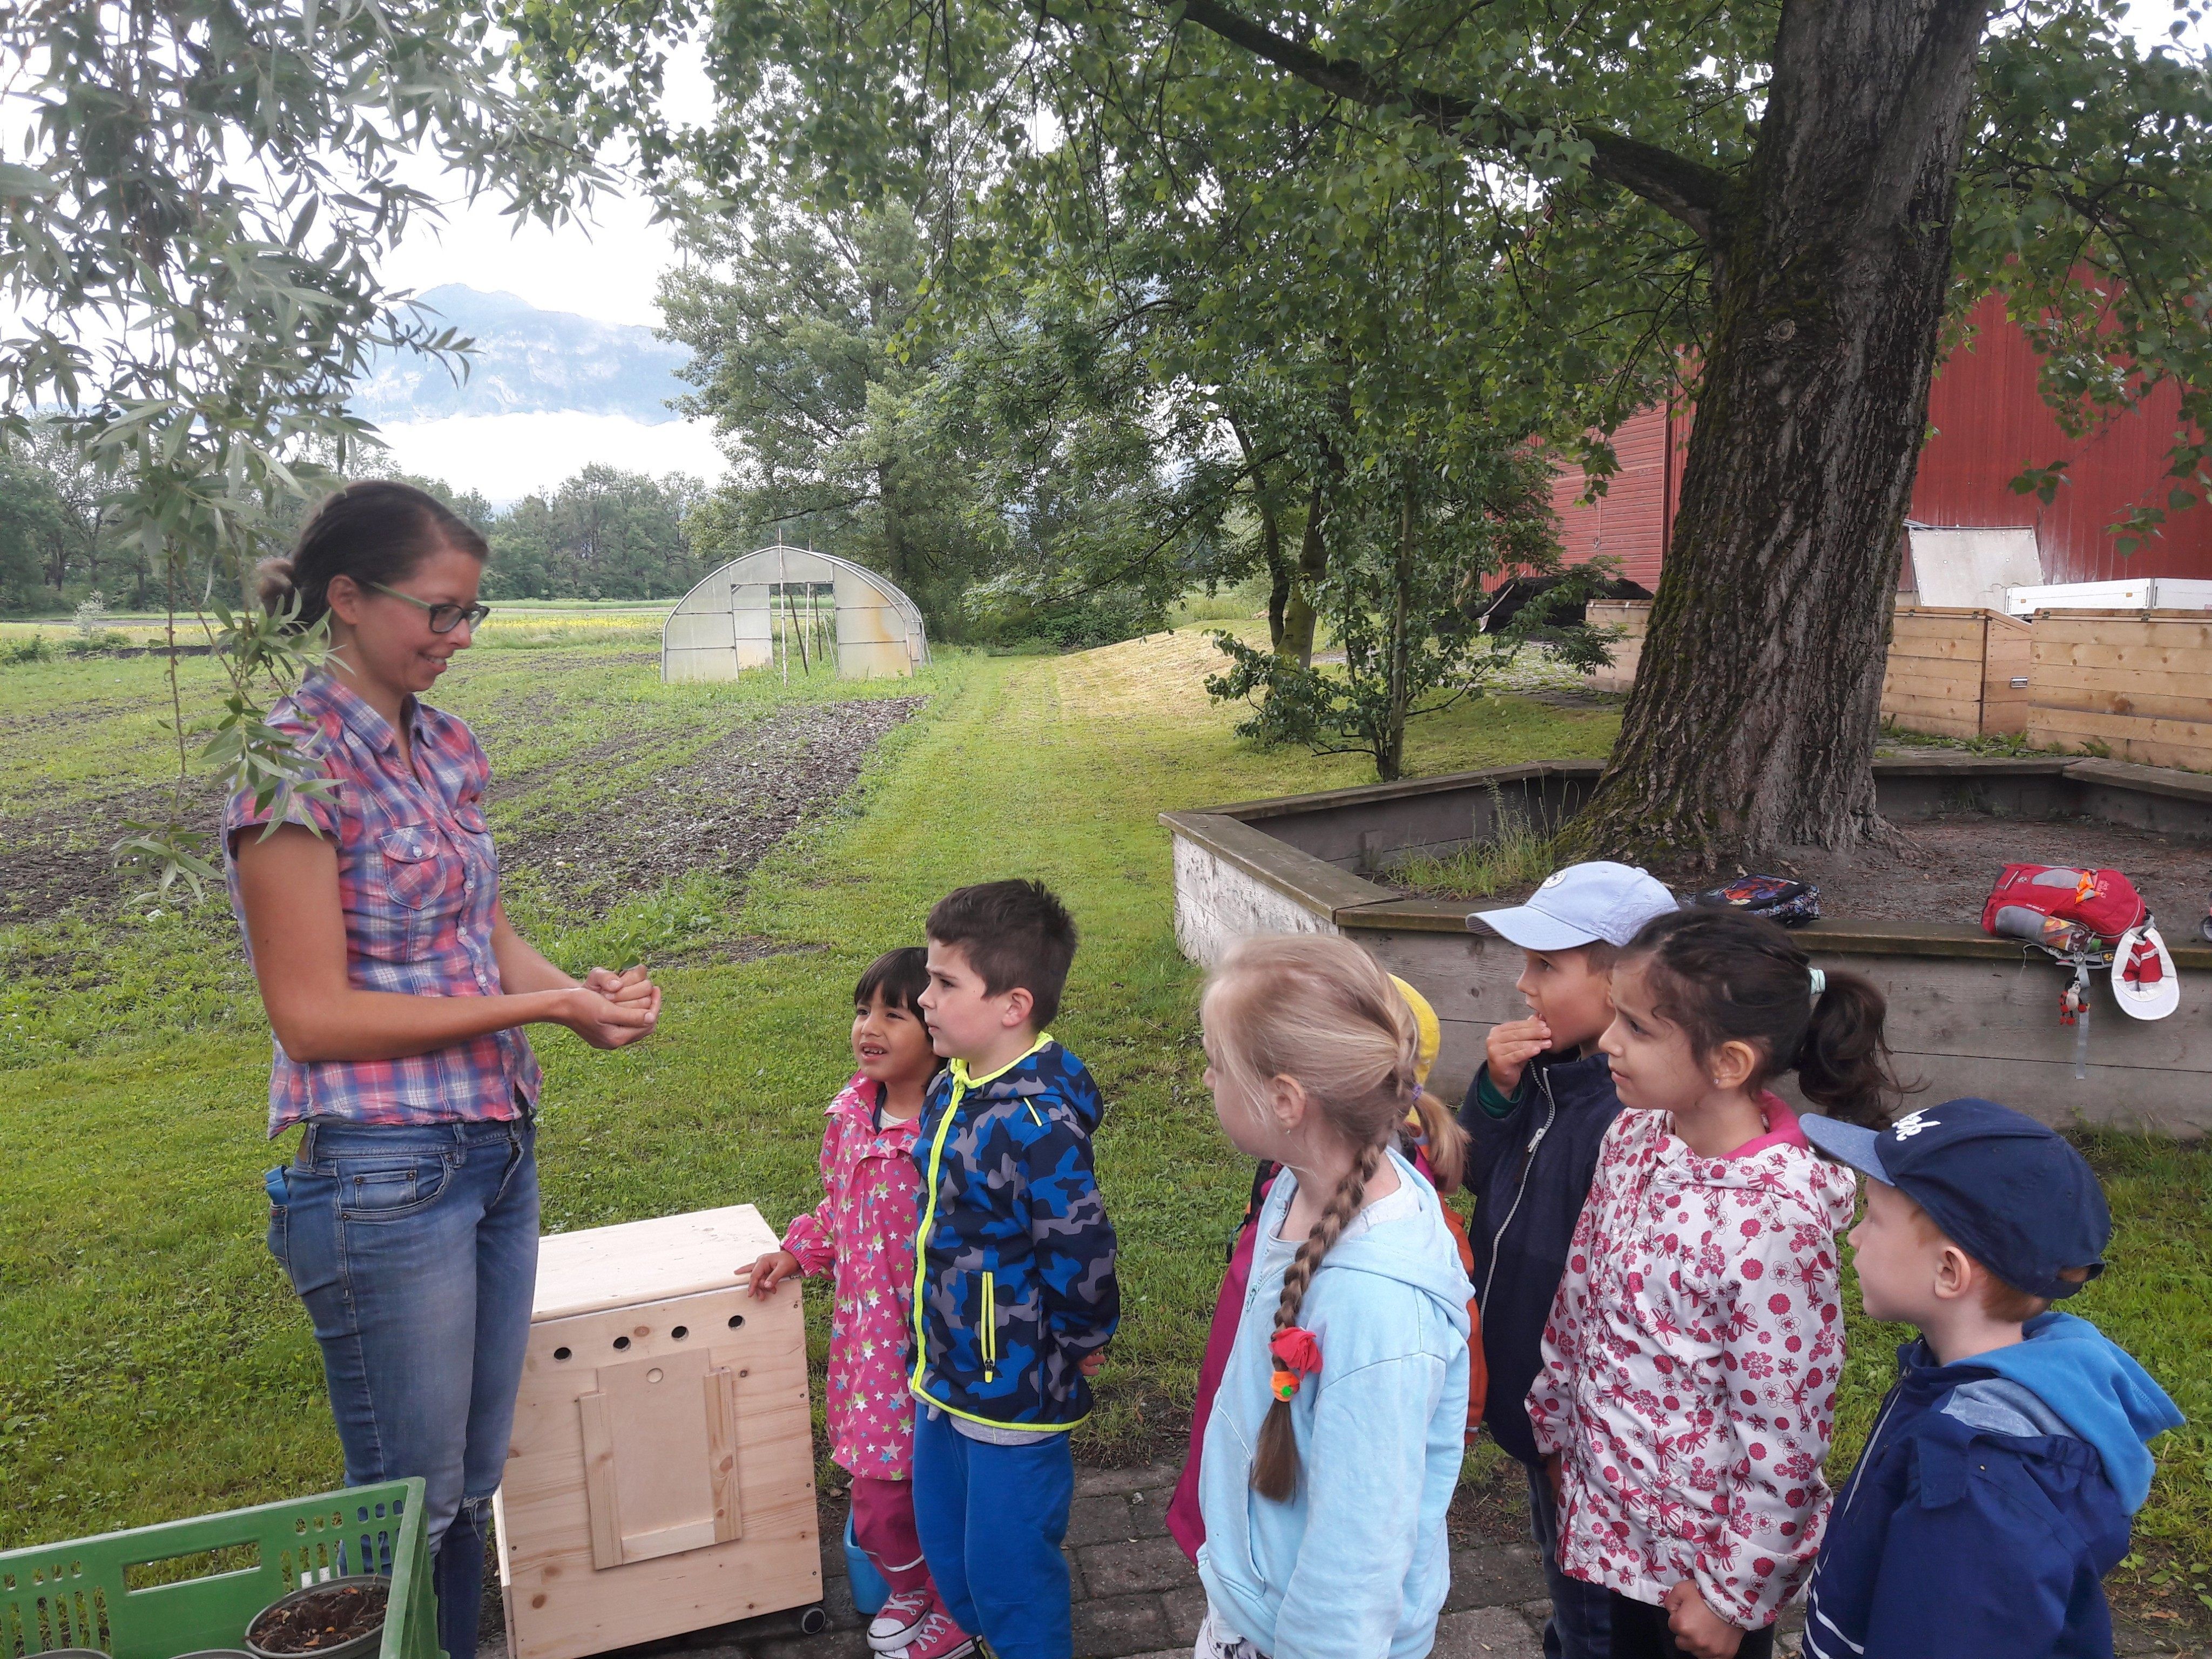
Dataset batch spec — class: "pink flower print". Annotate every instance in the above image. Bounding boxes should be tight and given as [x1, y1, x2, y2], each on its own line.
[775, 1077, 928, 1479]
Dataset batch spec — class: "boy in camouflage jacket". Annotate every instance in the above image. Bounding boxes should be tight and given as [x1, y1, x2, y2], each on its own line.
[911, 880, 1119, 1659]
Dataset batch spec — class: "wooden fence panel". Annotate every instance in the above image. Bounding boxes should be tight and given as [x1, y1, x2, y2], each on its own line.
[2029, 611, 2212, 771]
[1584, 603, 2034, 739]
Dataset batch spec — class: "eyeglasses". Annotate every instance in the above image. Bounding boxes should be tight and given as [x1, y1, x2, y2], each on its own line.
[372, 583, 491, 635]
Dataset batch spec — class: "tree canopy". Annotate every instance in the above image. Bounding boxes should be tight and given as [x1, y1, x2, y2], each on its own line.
[512, 0, 2212, 855]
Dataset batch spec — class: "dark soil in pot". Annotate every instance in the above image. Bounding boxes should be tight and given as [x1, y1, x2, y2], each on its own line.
[245, 1576, 388, 1655]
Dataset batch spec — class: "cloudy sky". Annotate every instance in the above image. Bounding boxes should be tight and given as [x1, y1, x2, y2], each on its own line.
[365, 45, 726, 501]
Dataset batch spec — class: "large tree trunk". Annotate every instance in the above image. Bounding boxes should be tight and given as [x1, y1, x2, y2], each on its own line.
[1572, 0, 1994, 859]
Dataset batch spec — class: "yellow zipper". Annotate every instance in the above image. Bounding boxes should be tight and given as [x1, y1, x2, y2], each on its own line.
[910, 1075, 966, 1395]
[982, 1270, 997, 1381]
[907, 1034, 1056, 1401]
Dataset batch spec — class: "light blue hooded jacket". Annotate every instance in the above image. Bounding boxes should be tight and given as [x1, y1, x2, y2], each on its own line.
[1197, 1149, 1473, 1659]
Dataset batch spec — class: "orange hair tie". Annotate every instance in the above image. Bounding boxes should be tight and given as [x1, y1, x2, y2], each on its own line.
[1269, 1326, 1323, 1400]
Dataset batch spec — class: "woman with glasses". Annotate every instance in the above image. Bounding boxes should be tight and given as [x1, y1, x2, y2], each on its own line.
[226, 480, 662, 1659]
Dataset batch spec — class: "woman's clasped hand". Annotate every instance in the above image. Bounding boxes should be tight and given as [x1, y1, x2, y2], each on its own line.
[564, 964, 663, 1047]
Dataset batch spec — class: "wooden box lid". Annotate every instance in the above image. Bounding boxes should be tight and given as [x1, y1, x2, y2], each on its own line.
[532, 1204, 780, 1321]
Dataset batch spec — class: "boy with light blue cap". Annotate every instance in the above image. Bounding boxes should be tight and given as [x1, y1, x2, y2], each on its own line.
[1457, 860, 1677, 1659]
[1799, 1098, 2184, 1659]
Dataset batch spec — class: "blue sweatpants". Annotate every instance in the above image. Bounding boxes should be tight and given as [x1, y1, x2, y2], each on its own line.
[912, 1406, 1075, 1659]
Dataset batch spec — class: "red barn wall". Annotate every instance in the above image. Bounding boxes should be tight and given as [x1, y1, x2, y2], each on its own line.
[1548, 405, 1680, 590]
[1551, 295, 2210, 585]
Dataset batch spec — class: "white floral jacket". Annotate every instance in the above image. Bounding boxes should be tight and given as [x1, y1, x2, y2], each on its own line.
[1527, 1098, 1856, 1631]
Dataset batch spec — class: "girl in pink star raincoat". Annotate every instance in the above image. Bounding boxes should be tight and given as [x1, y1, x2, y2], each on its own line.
[1528, 909, 1903, 1659]
[751, 948, 972, 1659]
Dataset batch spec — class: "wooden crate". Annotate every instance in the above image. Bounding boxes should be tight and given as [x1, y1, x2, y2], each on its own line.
[2028, 610, 2212, 772]
[495, 1205, 821, 1659]
[1880, 607, 2033, 739]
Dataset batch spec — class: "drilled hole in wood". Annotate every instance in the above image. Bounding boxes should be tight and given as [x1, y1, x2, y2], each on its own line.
[612, 1336, 631, 1351]
[671, 1325, 688, 1339]
[727, 1314, 745, 1329]
[552, 1346, 571, 1361]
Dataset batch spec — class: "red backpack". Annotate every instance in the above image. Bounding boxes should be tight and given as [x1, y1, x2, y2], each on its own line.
[1983, 865, 2149, 953]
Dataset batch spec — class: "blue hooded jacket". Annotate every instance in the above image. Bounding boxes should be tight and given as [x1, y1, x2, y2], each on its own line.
[1197, 1149, 1473, 1659]
[908, 1036, 1120, 1428]
[1803, 1313, 2183, 1659]
[1457, 1046, 1621, 1467]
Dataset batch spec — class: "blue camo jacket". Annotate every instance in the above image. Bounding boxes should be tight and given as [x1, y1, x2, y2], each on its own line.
[908, 1035, 1120, 1429]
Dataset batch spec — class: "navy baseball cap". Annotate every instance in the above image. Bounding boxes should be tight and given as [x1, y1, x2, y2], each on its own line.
[1469, 860, 1678, 952]
[1801, 1099, 2110, 1300]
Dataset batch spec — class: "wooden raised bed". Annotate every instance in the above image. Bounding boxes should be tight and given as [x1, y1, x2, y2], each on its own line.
[1584, 599, 1647, 693]
[1585, 601, 2033, 740]
[1881, 606, 2032, 739]
[2028, 610, 2212, 773]
[1163, 754, 2212, 1135]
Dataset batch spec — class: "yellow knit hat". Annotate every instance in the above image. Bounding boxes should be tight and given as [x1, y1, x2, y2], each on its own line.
[1388, 974, 1441, 1088]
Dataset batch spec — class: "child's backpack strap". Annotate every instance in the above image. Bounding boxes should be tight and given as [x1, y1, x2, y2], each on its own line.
[1434, 1201, 1488, 1442]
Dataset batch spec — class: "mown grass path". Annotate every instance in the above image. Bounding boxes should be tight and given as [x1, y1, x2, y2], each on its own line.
[3, 631, 2206, 1639]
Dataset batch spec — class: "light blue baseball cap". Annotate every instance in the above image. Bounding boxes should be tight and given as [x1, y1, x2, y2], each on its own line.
[1468, 860, 1679, 951]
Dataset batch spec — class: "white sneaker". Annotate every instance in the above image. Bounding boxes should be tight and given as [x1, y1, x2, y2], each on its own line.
[890, 1608, 978, 1659]
[868, 1587, 935, 1654]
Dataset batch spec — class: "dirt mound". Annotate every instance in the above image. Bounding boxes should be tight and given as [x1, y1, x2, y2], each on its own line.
[1741, 813, 2210, 933]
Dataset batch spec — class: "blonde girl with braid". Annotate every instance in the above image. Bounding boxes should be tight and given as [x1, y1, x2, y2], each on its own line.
[1191, 935, 1476, 1659]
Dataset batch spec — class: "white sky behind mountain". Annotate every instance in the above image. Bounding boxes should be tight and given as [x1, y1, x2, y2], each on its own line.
[369, 43, 725, 501]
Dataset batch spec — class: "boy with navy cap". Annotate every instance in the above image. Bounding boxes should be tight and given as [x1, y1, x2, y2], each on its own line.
[1799, 1099, 2184, 1659]
[1460, 860, 1677, 1659]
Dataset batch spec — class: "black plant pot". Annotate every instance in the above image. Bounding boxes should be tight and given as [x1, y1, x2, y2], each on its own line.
[243, 1574, 389, 1659]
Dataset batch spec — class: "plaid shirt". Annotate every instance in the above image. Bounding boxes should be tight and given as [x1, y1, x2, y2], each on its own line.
[224, 672, 542, 1136]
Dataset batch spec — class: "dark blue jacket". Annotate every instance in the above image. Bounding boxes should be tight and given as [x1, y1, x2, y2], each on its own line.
[1803, 1314, 2184, 1659]
[1457, 1047, 1620, 1467]
[908, 1037, 1119, 1429]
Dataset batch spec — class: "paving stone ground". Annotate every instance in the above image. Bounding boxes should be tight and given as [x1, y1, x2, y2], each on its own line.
[482, 1461, 2203, 1659]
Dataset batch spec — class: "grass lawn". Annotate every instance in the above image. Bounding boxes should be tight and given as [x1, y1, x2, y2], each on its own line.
[3, 626, 2206, 1637]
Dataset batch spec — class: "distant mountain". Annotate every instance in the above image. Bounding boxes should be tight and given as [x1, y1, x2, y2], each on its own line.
[351, 286, 692, 426]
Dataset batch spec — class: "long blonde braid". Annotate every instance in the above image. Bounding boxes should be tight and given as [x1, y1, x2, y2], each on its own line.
[1251, 1136, 1387, 1498]
[1201, 934, 1422, 1502]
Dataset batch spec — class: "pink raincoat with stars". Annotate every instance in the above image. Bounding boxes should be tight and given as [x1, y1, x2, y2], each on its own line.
[1527, 1096, 1857, 1631]
[780, 1075, 926, 1479]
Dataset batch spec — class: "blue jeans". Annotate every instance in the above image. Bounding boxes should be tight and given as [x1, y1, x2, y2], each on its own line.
[267, 1117, 539, 1659]
[1526, 1461, 1612, 1659]
[911, 1407, 1075, 1659]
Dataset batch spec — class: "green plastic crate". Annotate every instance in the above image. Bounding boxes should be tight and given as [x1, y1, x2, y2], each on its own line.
[0, 1478, 441, 1659]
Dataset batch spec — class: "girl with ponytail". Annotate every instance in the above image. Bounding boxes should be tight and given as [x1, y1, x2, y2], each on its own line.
[1189, 934, 1474, 1659]
[1528, 908, 1906, 1659]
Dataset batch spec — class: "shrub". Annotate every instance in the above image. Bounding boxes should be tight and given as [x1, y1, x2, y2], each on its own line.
[2, 633, 56, 665]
